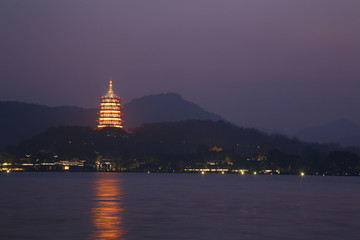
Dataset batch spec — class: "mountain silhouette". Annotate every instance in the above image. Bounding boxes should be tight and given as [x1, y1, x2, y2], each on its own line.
[294, 119, 360, 147]
[122, 93, 222, 129]
[0, 93, 222, 147]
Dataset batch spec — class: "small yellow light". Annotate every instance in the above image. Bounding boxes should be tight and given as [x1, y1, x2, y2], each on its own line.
[6, 170, 10, 173]
[301, 172, 305, 176]
[253, 171, 257, 175]
[241, 171, 245, 175]
[221, 171, 224, 174]
[201, 171, 205, 175]
[147, 171, 150, 174]
[64, 166, 69, 170]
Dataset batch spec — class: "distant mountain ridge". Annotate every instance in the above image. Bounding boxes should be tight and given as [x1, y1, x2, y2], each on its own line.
[122, 93, 223, 129]
[294, 119, 360, 147]
[0, 93, 223, 147]
[0, 101, 97, 148]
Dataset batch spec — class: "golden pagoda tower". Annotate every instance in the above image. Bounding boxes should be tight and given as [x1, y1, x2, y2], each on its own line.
[97, 78, 124, 129]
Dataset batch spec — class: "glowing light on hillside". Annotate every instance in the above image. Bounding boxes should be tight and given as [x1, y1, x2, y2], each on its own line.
[301, 172, 305, 176]
[97, 77, 124, 129]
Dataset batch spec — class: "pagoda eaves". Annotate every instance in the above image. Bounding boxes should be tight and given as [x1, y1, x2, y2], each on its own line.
[97, 79, 124, 129]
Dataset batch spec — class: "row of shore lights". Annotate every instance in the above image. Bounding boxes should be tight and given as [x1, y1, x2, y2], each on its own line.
[145, 170, 306, 176]
[199, 171, 306, 176]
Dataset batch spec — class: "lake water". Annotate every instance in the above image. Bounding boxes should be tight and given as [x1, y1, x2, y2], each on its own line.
[0, 173, 359, 240]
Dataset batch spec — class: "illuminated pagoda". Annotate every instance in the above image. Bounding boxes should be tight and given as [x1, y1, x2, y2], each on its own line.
[97, 78, 124, 129]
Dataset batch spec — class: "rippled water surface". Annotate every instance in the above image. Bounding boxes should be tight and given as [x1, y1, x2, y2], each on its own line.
[0, 173, 359, 240]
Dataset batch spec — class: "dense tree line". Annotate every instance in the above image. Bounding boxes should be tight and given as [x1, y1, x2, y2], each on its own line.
[1, 120, 360, 175]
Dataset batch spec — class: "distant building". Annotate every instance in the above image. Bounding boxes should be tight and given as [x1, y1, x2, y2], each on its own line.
[97, 78, 124, 129]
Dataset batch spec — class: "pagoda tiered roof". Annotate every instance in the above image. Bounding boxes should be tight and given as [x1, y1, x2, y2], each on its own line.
[97, 78, 124, 129]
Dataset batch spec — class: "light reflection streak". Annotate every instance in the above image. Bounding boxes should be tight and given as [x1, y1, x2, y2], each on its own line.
[90, 174, 126, 240]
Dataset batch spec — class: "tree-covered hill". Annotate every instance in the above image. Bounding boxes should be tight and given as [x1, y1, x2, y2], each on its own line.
[4, 120, 359, 175]
[13, 120, 335, 157]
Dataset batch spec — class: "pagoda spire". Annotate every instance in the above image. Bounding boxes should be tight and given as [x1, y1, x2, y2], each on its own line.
[109, 76, 113, 93]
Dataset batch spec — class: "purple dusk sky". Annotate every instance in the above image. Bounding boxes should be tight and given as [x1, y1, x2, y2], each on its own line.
[1, 0, 360, 133]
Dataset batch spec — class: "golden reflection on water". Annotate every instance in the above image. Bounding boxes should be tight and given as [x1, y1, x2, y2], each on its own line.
[90, 174, 126, 240]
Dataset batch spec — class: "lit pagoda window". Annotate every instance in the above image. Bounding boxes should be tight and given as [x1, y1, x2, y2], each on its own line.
[97, 78, 124, 129]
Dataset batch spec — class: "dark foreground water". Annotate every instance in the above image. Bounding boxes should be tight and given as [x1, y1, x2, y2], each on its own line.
[0, 173, 359, 240]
